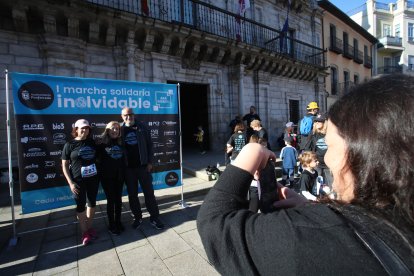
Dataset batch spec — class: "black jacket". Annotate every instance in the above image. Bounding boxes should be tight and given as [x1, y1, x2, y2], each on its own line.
[120, 121, 153, 166]
[197, 165, 393, 275]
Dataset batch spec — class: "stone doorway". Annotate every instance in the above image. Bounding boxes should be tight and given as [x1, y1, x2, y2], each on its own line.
[168, 81, 210, 151]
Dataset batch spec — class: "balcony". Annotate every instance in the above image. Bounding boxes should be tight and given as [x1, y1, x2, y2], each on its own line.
[379, 36, 402, 47]
[343, 44, 354, 59]
[82, 0, 324, 72]
[364, 55, 372, 68]
[353, 49, 363, 64]
[377, 66, 402, 74]
[329, 37, 343, 54]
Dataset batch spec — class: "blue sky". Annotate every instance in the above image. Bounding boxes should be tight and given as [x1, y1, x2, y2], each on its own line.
[329, 0, 395, 13]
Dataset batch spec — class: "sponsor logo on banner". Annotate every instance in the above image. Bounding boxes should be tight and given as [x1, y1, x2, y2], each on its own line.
[21, 136, 47, 143]
[153, 142, 164, 148]
[162, 121, 177, 126]
[167, 158, 178, 164]
[166, 150, 178, 155]
[148, 121, 160, 127]
[44, 173, 56, 179]
[18, 81, 54, 110]
[154, 152, 164, 157]
[25, 163, 39, 170]
[23, 148, 46, 158]
[45, 160, 55, 167]
[150, 129, 159, 139]
[50, 150, 62, 156]
[164, 131, 176, 136]
[26, 173, 39, 183]
[23, 124, 44, 131]
[166, 139, 175, 148]
[165, 172, 179, 187]
[90, 122, 106, 128]
[53, 133, 66, 144]
[52, 123, 64, 130]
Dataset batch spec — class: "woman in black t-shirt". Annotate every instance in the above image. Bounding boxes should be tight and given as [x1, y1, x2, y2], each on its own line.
[62, 119, 99, 246]
[97, 121, 125, 235]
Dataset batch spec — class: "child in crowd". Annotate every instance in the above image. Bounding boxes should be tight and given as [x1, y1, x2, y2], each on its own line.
[297, 151, 319, 200]
[279, 136, 298, 187]
[226, 122, 247, 163]
[194, 125, 206, 154]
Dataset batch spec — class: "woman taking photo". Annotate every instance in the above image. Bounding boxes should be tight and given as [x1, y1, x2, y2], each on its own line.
[62, 119, 99, 246]
[197, 75, 414, 274]
[97, 121, 125, 235]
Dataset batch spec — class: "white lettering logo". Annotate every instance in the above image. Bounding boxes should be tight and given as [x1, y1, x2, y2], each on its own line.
[23, 124, 44, 131]
[50, 150, 62, 156]
[24, 163, 39, 169]
[52, 123, 65, 130]
[44, 173, 56, 179]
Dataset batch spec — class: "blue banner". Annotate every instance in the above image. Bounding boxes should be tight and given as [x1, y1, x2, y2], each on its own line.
[12, 73, 181, 214]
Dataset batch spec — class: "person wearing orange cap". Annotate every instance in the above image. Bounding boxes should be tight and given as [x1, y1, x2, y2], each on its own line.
[297, 101, 319, 152]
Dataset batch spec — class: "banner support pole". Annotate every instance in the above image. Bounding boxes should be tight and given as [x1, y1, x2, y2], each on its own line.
[5, 69, 18, 246]
[177, 83, 188, 208]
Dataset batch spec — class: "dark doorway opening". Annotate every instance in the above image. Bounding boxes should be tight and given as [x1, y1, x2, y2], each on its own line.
[168, 81, 209, 151]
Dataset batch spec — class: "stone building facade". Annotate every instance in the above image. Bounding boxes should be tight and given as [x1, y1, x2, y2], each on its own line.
[0, 0, 325, 168]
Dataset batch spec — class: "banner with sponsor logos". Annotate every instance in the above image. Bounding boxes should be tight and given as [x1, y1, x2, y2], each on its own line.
[12, 73, 181, 214]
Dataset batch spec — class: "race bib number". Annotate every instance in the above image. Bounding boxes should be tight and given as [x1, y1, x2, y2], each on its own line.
[81, 163, 97, 178]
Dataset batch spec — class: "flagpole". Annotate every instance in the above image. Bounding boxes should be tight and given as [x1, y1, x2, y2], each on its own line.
[5, 69, 18, 246]
[177, 83, 188, 208]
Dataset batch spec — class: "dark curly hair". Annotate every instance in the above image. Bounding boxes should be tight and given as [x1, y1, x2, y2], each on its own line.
[328, 74, 414, 223]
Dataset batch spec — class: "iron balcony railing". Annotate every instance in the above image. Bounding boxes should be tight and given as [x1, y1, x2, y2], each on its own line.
[364, 55, 372, 68]
[84, 0, 324, 68]
[343, 44, 354, 59]
[353, 49, 363, 64]
[377, 66, 402, 74]
[329, 37, 343, 54]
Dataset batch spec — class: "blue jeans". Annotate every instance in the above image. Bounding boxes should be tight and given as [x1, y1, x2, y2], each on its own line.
[282, 168, 295, 186]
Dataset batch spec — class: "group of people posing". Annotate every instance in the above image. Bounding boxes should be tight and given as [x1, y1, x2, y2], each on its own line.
[61, 107, 164, 246]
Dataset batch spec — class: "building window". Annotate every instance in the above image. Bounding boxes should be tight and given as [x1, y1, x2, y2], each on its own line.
[331, 67, 338, 95]
[343, 32, 349, 50]
[289, 99, 300, 124]
[354, 74, 359, 84]
[408, 23, 414, 41]
[344, 71, 350, 94]
[330, 24, 336, 48]
[409, 55, 414, 70]
[353, 38, 358, 56]
[383, 23, 391, 37]
[395, 24, 400, 37]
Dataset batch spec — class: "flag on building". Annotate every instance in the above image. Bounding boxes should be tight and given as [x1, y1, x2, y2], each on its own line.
[279, 0, 291, 51]
[236, 0, 251, 42]
[141, 0, 149, 16]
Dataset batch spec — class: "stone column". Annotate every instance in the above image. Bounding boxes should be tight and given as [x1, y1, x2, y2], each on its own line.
[238, 65, 245, 117]
[126, 44, 136, 81]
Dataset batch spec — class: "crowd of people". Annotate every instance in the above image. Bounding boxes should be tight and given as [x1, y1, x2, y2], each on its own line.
[198, 74, 414, 274]
[61, 107, 164, 246]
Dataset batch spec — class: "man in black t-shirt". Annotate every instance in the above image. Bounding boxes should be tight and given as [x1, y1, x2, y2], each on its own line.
[120, 107, 164, 230]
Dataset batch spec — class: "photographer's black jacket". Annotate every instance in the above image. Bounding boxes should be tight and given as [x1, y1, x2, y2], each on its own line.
[197, 165, 390, 275]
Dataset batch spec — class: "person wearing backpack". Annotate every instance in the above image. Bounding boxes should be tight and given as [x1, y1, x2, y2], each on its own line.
[298, 101, 319, 152]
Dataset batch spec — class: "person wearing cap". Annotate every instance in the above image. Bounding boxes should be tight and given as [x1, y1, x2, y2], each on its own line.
[120, 107, 164, 230]
[308, 113, 333, 191]
[297, 101, 319, 152]
[283, 121, 297, 149]
[62, 119, 99, 246]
